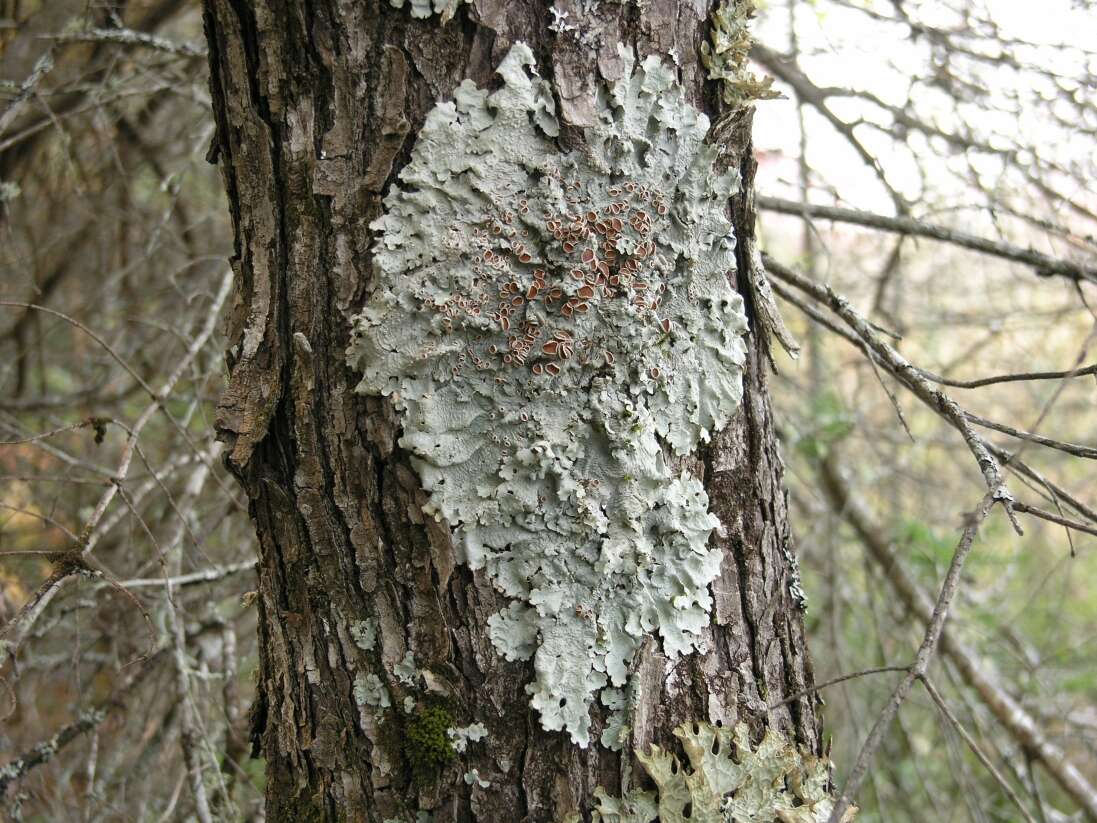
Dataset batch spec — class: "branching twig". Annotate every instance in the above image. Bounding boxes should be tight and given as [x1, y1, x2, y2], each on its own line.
[759, 196, 1097, 284]
[819, 456, 1097, 821]
[767, 666, 908, 710]
[0, 273, 232, 674]
[40, 28, 207, 58]
[918, 363, 1097, 390]
[765, 255, 1020, 531]
[921, 675, 1039, 823]
[1011, 502, 1097, 539]
[0, 649, 167, 799]
[826, 490, 1000, 823]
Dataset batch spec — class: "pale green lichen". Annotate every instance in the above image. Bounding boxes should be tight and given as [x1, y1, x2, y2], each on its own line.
[394, 650, 419, 685]
[486, 600, 539, 662]
[599, 678, 638, 751]
[448, 722, 489, 753]
[349, 42, 748, 746]
[389, 0, 466, 22]
[350, 618, 378, 651]
[783, 545, 808, 611]
[354, 672, 391, 709]
[463, 768, 491, 788]
[581, 721, 857, 823]
[701, 1, 781, 111]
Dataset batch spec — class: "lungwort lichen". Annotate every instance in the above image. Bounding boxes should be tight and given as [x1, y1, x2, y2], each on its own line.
[349, 42, 749, 746]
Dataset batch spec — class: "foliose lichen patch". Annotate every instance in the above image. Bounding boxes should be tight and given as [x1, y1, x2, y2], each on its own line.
[350, 617, 378, 651]
[348, 42, 749, 746]
[701, 0, 781, 111]
[354, 672, 392, 709]
[599, 677, 639, 751]
[448, 722, 489, 753]
[388, 0, 466, 22]
[572, 721, 857, 822]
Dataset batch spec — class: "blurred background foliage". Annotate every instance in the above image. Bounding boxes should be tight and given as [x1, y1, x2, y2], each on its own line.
[1, 0, 1094, 821]
[755, 1, 1097, 819]
[1, 2, 258, 820]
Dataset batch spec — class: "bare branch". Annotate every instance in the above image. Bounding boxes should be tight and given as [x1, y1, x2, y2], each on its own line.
[819, 456, 1097, 821]
[764, 254, 1019, 527]
[826, 490, 1000, 823]
[117, 561, 254, 590]
[40, 27, 207, 58]
[918, 363, 1097, 390]
[767, 666, 908, 710]
[921, 675, 1039, 823]
[1011, 502, 1097, 539]
[759, 196, 1097, 284]
[0, 649, 167, 799]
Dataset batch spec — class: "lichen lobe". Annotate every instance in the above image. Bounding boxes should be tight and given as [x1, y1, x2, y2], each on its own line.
[580, 721, 857, 823]
[348, 42, 748, 746]
[701, 0, 782, 111]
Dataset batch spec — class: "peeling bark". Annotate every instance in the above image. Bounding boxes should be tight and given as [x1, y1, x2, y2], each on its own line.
[202, 2, 819, 820]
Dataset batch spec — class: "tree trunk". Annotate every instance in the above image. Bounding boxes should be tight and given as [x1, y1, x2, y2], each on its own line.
[202, 2, 820, 821]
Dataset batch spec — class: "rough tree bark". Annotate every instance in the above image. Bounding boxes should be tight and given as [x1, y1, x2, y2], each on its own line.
[202, 2, 820, 820]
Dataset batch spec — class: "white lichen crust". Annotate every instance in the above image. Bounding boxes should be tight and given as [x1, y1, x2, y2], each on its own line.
[349, 43, 748, 746]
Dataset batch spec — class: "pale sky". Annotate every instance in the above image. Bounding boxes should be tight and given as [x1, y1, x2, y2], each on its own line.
[751, 0, 1097, 226]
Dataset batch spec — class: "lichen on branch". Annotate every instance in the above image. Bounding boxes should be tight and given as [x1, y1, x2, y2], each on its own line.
[348, 42, 748, 746]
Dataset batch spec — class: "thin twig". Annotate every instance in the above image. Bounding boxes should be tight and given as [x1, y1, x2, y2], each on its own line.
[0, 49, 54, 137]
[116, 561, 254, 589]
[964, 411, 1097, 460]
[921, 675, 1039, 823]
[1011, 502, 1097, 539]
[40, 28, 207, 58]
[918, 363, 1097, 389]
[159, 439, 227, 823]
[767, 666, 908, 710]
[759, 195, 1097, 283]
[827, 491, 1000, 823]
[0, 418, 110, 446]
